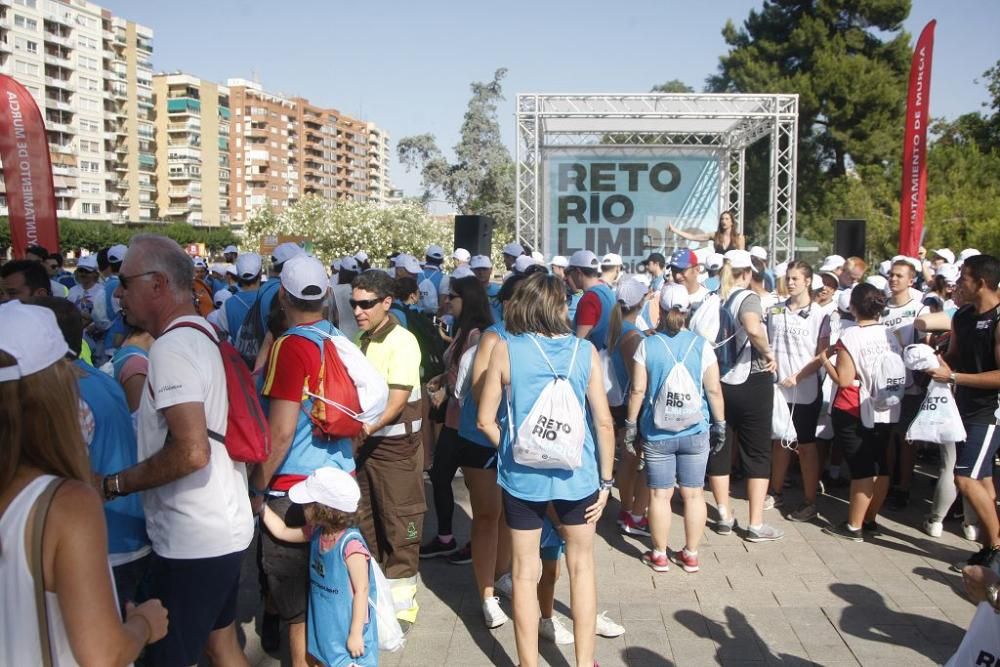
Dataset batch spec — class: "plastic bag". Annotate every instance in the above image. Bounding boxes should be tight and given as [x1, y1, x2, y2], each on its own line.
[772, 390, 797, 445]
[369, 556, 405, 652]
[945, 602, 1000, 667]
[906, 380, 967, 444]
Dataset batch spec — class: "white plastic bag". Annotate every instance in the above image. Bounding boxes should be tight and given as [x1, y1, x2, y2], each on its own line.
[454, 344, 477, 401]
[513, 337, 585, 470]
[689, 292, 721, 344]
[907, 380, 967, 444]
[945, 602, 1000, 667]
[651, 336, 703, 432]
[772, 390, 797, 444]
[368, 553, 405, 651]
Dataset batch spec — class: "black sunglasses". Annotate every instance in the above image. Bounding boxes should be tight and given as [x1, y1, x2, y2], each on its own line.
[119, 271, 158, 289]
[447, 293, 460, 299]
[349, 297, 383, 310]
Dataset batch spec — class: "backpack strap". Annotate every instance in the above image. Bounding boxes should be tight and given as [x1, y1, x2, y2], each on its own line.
[160, 321, 226, 444]
[31, 477, 65, 667]
[527, 335, 579, 381]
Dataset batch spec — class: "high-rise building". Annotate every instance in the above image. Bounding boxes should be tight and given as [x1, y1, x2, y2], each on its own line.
[366, 121, 391, 205]
[152, 73, 230, 226]
[0, 0, 153, 223]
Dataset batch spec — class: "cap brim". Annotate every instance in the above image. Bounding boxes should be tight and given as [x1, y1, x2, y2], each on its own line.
[287, 479, 315, 504]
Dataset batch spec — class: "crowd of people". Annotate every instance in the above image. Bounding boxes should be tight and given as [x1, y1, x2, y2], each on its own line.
[1, 210, 999, 667]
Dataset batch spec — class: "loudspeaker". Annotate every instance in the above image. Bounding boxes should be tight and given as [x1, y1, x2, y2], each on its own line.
[454, 215, 494, 257]
[834, 219, 866, 259]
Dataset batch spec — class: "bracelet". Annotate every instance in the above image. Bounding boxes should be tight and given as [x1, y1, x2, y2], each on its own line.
[103, 473, 123, 500]
[949, 372, 958, 385]
[599, 478, 614, 491]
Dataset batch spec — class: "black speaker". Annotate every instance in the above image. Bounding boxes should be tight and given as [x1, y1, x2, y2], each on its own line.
[834, 219, 866, 259]
[454, 215, 494, 257]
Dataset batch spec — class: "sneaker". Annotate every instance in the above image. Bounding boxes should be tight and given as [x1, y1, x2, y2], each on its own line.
[862, 520, 882, 536]
[616, 509, 629, 528]
[963, 524, 980, 542]
[539, 616, 574, 644]
[482, 596, 508, 628]
[494, 572, 513, 600]
[823, 521, 863, 543]
[763, 493, 783, 510]
[595, 611, 625, 637]
[620, 513, 651, 537]
[260, 611, 280, 653]
[715, 516, 735, 535]
[669, 548, 700, 573]
[953, 545, 993, 572]
[419, 536, 458, 559]
[788, 503, 818, 523]
[922, 518, 943, 538]
[641, 550, 670, 572]
[447, 542, 472, 565]
[745, 523, 784, 542]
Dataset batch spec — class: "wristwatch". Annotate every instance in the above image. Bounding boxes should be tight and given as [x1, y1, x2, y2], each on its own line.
[948, 372, 958, 385]
[987, 583, 1000, 612]
[599, 478, 614, 491]
[102, 473, 124, 500]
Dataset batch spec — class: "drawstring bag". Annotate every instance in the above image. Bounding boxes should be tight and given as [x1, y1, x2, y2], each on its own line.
[906, 380, 967, 444]
[512, 337, 585, 470]
[600, 348, 626, 407]
[772, 390, 797, 446]
[945, 602, 1000, 667]
[651, 336, 702, 432]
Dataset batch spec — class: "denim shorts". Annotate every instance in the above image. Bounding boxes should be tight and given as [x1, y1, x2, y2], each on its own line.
[641, 431, 710, 489]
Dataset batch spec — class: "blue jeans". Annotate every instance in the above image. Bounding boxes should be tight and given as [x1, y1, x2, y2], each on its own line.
[642, 431, 710, 489]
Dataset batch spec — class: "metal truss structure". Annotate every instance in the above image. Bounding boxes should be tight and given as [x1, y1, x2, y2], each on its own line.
[515, 93, 799, 262]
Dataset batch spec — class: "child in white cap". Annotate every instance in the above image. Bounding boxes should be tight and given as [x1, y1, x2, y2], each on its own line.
[262, 467, 381, 666]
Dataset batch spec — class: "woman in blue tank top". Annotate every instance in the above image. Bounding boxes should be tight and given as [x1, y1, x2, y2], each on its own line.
[477, 273, 615, 667]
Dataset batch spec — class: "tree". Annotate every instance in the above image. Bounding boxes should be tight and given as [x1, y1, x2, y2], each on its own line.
[245, 196, 453, 266]
[650, 80, 694, 94]
[0, 218, 239, 255]
[398, 68, 516, 237]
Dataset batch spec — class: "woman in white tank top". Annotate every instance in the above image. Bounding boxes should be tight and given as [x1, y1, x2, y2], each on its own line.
[0, 301, 167, 666]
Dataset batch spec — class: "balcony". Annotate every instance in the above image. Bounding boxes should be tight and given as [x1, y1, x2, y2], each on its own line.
[46, 121, 73, 134]
[54, 187, 77, 198]
[0, 40, 10, 54]
[43, 32, 73, 49]
[111, 87, 127, 101]
[44, 13, 72, 28]
[167, 97, 201, 115]
[46, 97, 72, 112]
[48, 142, 74, 154]
[45, 77, 71, 90]
[52, 164, 77, 177]
[168, 169, 196, 181]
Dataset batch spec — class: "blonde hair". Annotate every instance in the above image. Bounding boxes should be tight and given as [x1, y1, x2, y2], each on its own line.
[719, 262, 736, 299]
[503, 273, 572, 337]
[0, 353, 89, 491]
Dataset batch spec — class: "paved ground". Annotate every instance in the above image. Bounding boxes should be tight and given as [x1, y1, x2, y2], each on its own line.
[236, 460, 979, 666]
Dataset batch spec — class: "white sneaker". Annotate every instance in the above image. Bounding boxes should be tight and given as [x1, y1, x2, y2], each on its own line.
[482, 596, 508, 629]
[963, 524, 980, 542]
[595, 611, 625, 637]
[494, 572, 513, 600]
[923, 519, 943, 538]
[539, 616, 574, 644]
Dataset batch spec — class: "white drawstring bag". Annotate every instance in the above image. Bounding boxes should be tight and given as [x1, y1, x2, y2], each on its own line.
[945, 602, 1000, 667]
[512, 337, 585, 470]
[772, 390, 797, 445]
[303, 326, 388, 426]
[454, 344, 477, 401]
[651, 336, 703, 432]
[906, 380, 967, 444]
[346, 537, 405, 652]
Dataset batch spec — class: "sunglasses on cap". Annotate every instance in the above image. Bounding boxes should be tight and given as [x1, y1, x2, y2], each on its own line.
[349, 297, 383, 310]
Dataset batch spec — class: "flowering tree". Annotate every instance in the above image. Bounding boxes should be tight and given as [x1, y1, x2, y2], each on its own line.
[245, 196, 454, 266]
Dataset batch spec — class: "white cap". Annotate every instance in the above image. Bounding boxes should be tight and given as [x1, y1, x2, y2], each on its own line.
[866, 275, 888, 291]
[354, 250, 369, 263]
[819, 254, 846, 272]
[213, 289, 234, 308]
[288, 466, 361, 513]
[395, 254, 422, 275]
[470, 255, 492, 270]
[76, 255, 98, 272]
[502, 242, 524, 257]
[425, 244, 445, 260]
[932, 248, 955, 265]
[659, 283, 691, 312]
[838, 287, 853, 312]
[339, 256, 359, 273]
[601, 253, 623, 267]
[705, 253, 724, 271]
[936, 263, 960, 285]
[891, 255, 922, 275]
[810, 274, 823, 291]
[693, 246, 713, 267]
[272, 242, 305, 265]
[280, 255, 329, 301]
[0, 301, 69, 382]
[531, 250, 545, 264]
[514, 255, 538, 274]
[633, 271, 652, 286]
[616, 277, 647, 308]
[108, 244, 128, 264]
[453, 248, 471, 263]
[774, 261, 789, 279]
[235, 253, 262, 280]
[192, 256, 207, 269]
[569, 250, 600, 269]
[959, 248, 981, 262]
[451, 265, 475, 280]
[209, 263, 226, 276]
[226, 264, 238, 277]
[878, 259, 892, 277]
[749, 246, 767, 261]
[724, 249, 753, 270]
[550, 255, 569, 268]
[223, 245, 238, 255]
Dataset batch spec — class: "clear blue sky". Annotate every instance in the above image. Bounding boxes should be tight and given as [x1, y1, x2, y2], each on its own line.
[103, 0, 999, 199]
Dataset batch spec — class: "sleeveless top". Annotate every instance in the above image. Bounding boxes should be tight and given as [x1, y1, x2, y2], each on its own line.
[639, 330, 710, 441]
[768, 299, 825, 405]
[499, 333, 599, 502]
[459, 323, 507, 448]
[224, 289, 258, 344]
[576, 283, 616, 351]
[838, 323, 902, 427]
[0, 475, 78, 667]
[307, 527, 378, 667]
[611, 320, 644, 392]
[953, 304, 1000, 424]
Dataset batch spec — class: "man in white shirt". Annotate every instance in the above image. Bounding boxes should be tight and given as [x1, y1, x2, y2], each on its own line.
[669, 248, 709, 307]
[103, 234, 253, 667]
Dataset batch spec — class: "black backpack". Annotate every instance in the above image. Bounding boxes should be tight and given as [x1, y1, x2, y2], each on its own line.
[235, 292, 266, 369]
[399, 306, 446, 382]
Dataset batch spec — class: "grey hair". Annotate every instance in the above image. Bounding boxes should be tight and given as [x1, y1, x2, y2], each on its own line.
[128, 234, 194, 297]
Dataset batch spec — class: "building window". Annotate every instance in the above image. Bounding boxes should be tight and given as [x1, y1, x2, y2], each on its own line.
[78, 97, 99, 113]
[77, 55, 98, 72]
[80, 160, 100, 173]
[82, 202, 102, 215]
[77, 35, 98, 50]
[14, 60, 38, 76]
[81, 181, 101, 195]
[79, 139, 100, 152]
[78, 76, 99, 92]
[79, 118, 99, 132]
[14, 0, 38, 8]
[14, 37, 38, 54]
[14, 15, 38, 31]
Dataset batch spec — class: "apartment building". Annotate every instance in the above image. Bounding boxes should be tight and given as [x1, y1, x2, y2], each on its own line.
[152, 73, 230, 226]
[0, 0, 153, 222]
[366, 121, 391, 205]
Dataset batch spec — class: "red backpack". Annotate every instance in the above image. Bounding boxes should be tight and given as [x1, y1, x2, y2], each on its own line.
[164, 320, 272, 464]
[292, 330, 363, 439]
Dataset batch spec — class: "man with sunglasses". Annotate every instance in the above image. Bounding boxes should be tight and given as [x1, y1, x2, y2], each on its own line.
[351, 269, 426, 631]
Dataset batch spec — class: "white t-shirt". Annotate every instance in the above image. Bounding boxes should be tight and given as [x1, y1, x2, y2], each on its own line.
[332, 283, 359, 340]
[882, 296, 928, 394]
[137, 315, 253, 559]
[68, 282, 104, 319]
[688, 285, 709, 308]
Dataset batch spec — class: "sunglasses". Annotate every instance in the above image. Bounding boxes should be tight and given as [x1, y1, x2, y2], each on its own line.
[447, 293, 460, 299]
[349, 297, 383, 310]
[119, 271, 158, 289]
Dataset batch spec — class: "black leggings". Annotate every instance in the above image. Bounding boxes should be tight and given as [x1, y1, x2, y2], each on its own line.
[429, 426, 463, 535]
[716, 372, 774, 479]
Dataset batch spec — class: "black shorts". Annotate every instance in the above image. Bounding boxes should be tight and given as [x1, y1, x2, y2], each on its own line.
[832, 408, 891, 479]
[503, 489, 599, 531]
[141, 549, 246, 667]
[720, 372, 774, 479]
[610, 404, 627, 428]
[956, 422, 1000, 480]
[456, 436, 498, 469]
[891, 393, 924, 436]
[261, 495, 310, 623]
[789, 396, 822, 444]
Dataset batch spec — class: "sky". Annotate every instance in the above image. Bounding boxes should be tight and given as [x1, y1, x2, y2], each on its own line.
[102, 0, 1000, 202]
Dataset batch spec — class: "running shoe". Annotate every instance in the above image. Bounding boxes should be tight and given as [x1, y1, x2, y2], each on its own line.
[922, 518, 943, 538]
[447, 541, 472, 565]
[715, 516, 735, 535]
[763, 493, 783, 510]
[963, 524, 980, 542]
[745, 523, 784, 542]
[494, 572, 513, 599]
[641, 550, 670, 572]
[616, 509, 629, 528]
[823, 521, 862, 543]
[620, 513, 651, 537]
[419, 535, 459, 559]
[788, 503, 818, 523]
[539, 616, 575, 644]
[596, 611, 625, 637]
[952, 545, 994, 573]
[669, 548, 700, 573]
[482, 596, 508, 628]
[862, 520, 882, 536]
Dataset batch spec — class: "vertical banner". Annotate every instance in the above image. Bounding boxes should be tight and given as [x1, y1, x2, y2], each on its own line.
[898, 20, 936, 257]
[0, 74, 59, 257]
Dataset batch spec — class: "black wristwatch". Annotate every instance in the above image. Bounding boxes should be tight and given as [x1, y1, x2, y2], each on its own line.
[599, 478, 614, 491]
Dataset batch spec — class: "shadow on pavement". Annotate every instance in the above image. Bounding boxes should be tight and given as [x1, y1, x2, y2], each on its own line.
[674, 606, 817, 665]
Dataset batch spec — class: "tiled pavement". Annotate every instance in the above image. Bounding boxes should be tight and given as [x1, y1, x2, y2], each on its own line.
[238, 464, 979, 666]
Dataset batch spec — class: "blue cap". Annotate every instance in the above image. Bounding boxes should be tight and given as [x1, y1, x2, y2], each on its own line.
[669, 248, 698, 270]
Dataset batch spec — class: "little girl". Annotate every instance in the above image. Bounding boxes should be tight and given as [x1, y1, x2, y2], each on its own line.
[262, 467, 378, 667]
